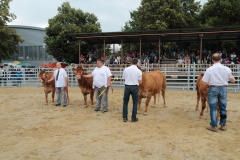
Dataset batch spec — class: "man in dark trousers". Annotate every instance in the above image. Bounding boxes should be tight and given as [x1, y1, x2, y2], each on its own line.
[122, 58, 142, 122]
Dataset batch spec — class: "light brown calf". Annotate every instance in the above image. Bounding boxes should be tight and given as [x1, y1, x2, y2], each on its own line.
[138, 70, 166, 115]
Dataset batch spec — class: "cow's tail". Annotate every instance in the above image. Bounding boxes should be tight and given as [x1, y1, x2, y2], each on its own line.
[162, 75, 167, 90]
[161, 75, 167, 107]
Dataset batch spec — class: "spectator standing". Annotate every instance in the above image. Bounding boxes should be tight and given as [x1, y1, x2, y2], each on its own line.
[16, 69, 22, 86]
[202, 53, 235, 132]
[122, 58, 142, 122]
[230, 52, 237, 64]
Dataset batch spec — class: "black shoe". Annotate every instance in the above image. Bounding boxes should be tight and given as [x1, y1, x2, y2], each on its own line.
[94, 108, 100, 111]
[123, 118, 128, 122]
[63, 105, 67, 107]
[55, 104, 61, 106]
[131, 118, 138, 122]
[102, 109, 108, 113]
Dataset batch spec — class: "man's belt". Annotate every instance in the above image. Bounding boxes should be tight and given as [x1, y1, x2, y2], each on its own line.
[209, 85, 227, 87]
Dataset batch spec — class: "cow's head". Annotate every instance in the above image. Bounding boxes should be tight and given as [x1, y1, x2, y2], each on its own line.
[200, 71, 206, 77]
[38, 70, 46, 83]
[38, 70, 52, 83]
[72, 65, 87, 79]
[137, 66, 146, 73]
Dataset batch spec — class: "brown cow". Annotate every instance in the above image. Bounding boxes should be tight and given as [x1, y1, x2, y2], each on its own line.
[72, 66, 94, 107]
[195, 73, 219, 118]
[38, 70, 69, 105]
[38, 70, 55, 105]
[138, 70, 166, 115]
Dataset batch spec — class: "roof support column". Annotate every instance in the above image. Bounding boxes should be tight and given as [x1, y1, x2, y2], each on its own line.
[159, 37, 161, 64]
[78, 40, 81, 64]
[140, 37, 142, 61]
[103, 39, 106, 58]
[113, 44, 115, 54]
[121, 39, 123, 57]
[199, 34, 203, 64]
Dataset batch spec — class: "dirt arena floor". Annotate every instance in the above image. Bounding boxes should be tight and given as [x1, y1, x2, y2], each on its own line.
[0, 87, 239, 160]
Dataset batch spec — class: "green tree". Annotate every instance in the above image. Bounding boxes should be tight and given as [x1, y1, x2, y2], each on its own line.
[0, 0, 23, 62]
[45, 2, 102, 63]
[200, 0, 240, 27]
[181, 0, 201, 28]
[121, 0, 201, 54]
[122, 0, 201, 31]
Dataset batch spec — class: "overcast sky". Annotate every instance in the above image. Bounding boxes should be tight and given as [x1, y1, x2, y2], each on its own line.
[8, 0, 208, 32]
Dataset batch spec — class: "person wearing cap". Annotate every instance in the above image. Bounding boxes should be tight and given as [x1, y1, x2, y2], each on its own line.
[122, 58, 142, 122]
[202, 53, 235, 132]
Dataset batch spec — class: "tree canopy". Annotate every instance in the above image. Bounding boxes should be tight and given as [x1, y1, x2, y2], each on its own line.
[122, 0, 201, 32]
[199, 0, 240, 27]
[0, 0, 23, 62]
[45, 2, 102, 63]
[120, 0, 240, 53]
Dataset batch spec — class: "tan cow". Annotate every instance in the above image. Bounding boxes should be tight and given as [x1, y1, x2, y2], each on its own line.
[72, 65, 94, 107]
[138, 70, 166, 115]
[38, 70, 69, 105]
[195, 73, 219, 118]
[195, 73, 209, 118]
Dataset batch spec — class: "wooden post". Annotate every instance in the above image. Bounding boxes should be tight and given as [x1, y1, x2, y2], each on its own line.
[78, 40, 81, 64]
[199, 34, 203, 64]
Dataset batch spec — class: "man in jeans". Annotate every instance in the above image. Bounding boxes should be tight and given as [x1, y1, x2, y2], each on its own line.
[122, 58, 142, 122]
[83, 59, 112, 112]
[48, 62, 68, 107]
[202, 53, 235, 132]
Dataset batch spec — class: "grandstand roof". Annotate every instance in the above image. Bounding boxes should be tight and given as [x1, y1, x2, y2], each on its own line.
[70, 27, 240, 44]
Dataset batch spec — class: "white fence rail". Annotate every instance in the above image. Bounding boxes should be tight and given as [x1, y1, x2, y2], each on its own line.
[1, 64, 240, 92]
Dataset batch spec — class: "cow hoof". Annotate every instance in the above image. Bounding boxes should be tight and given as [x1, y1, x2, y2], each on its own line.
[143, 112, 148, 115]
[137, 111, 141, 114]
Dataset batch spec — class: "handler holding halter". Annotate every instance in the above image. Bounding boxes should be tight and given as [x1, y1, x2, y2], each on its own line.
[83, 59, 112, 112]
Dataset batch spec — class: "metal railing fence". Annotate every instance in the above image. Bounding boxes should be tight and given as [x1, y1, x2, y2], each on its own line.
[1, 64, 240, 92]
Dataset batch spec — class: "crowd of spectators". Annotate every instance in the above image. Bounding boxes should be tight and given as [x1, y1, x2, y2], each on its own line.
[78, 48, 240, 66]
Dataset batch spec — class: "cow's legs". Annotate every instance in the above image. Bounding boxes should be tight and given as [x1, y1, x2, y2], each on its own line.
[83, 93, 88, 107]
[199, 95, 206, 118]
[153, 94, 156, 105]
[52, 88, 55, 105]
[51, 92, 54, 104]
[90, 90, 94, 106]
[65, 86, 69, 105]
[45, 92, 48, 105]
[137, 97, 142, 114]
[196, 90, 200, 110]
[162, 88, 166, 107]
[144, 95, 152, 115]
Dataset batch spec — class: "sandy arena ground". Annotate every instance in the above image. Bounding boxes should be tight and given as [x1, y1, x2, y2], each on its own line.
[0, 87, 240, 160]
